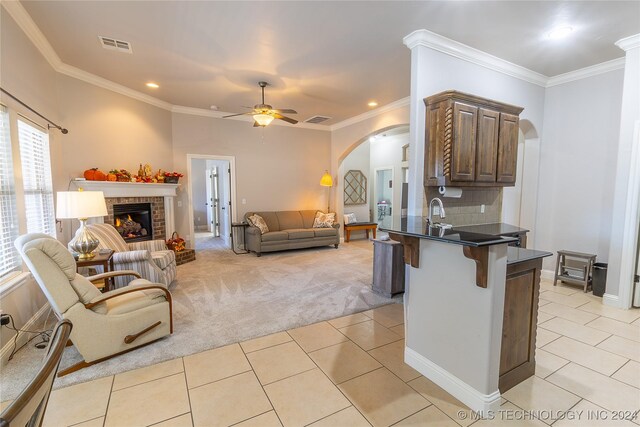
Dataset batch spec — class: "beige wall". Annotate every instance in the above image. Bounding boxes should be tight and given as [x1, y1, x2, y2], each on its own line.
[56, 75, 174, 182]
[172, 113, 331, 244]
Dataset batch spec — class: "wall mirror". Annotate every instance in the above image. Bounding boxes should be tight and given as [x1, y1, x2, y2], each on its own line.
[344, 170, 367, 205]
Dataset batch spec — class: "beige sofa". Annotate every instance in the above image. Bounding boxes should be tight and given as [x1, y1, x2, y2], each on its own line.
[244, 210, 339, 256]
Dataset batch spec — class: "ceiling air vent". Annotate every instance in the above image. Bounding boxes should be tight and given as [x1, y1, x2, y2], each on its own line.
[304, 115, 331, 124]
[98, 36, 133, 53]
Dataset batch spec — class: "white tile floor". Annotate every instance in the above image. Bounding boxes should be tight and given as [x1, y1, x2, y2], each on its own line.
[19, 279, 640, 426]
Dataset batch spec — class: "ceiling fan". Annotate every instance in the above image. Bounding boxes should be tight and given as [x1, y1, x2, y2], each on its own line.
[223, 81, 298, 127]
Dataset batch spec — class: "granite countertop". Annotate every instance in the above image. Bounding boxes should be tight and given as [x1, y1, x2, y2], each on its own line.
[507, 247, 553, 264]
[378, 216, 518, 247]
[454, 223, 529, 236]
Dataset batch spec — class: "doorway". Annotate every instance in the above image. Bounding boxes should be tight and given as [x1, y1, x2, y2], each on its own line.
[374, 167, 394, 229]
[187, 154, 237, 251]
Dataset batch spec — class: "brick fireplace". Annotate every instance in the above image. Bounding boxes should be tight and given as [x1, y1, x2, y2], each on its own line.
[106, 197, 165, 240]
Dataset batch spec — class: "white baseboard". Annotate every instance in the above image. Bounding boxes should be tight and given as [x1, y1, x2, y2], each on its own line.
[1, 303, 51, 367]
[603, 293, 622, 308]
[405, 346, 501, 414]
[541, 269, 555, 281]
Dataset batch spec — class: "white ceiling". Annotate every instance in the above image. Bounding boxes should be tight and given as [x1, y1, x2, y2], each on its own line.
[19, 1, 640, 125]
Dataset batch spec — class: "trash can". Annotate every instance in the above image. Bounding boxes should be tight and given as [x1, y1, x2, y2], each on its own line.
[592, 263, 608, 297]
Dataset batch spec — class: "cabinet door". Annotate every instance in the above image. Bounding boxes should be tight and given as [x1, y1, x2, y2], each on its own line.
[451, 102, 478, 182]
[497, 113, 519, 184]
[475, 108, 500, 182]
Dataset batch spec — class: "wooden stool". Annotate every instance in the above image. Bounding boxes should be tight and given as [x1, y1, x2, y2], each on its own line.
[344, 222, 377, 242]
[553, 250, 596, 293]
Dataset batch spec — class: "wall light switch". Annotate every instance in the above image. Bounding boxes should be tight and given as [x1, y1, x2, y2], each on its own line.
[242, 198, 246, 205]
[177, 201, 182, 208]
[481, 204, 485, 213]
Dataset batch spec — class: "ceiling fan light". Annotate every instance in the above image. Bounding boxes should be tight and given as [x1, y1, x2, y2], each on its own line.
[254, 114, 274, 127]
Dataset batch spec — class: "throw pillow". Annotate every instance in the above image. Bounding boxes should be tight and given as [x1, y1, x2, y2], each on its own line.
[248, 214, 269, 234]
[343, 213, 357, 225]
[313, 212, 335, 228]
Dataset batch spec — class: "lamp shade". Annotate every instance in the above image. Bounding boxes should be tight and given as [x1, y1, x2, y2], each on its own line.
[320, 171, 333, 187]
[56, 191, 108, 219]
[254, 114, 274, 127]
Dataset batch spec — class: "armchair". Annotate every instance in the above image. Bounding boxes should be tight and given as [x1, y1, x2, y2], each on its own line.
[15, 234, 173, 376]
[86, 223, 176, 288]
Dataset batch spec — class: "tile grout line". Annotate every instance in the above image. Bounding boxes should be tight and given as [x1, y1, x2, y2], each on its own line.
[241, 344, 285, 427]
[66, 415, 104, 427]
[240, 331, 294, 355]
[110, 367, 186, 393]
[541, 342, 629, 377]
[146, 411, 191, 427]
[187, 367, 254, 391]
[387, 404, 435, 427]
[180, 357, 195, 427]
[549, 397, 584, 426]
[227, 409, 275, 427]
[609, 358, 634, 380]
[102, 375, 115, 427]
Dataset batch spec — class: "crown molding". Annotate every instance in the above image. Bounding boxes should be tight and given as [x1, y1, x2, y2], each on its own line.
[616, 34, 640, 51]
[1, 0, 62, 68]
[330, 96, 410, 131]
[171, 105, 330, 131]
[402, 29, 549, 87]
[58, 63, 173, 110]
[546, 57, 626, 87]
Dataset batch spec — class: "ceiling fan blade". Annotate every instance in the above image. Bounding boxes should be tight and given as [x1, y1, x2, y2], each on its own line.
[223, 112, 254, 118]
[273, 113, 298, 125]
[272, 109, 297, 114]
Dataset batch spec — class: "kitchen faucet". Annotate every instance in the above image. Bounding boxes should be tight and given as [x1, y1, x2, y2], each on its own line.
[427, 197, 446, 226]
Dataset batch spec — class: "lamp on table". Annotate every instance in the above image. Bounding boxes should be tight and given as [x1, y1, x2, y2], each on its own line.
[56, 190, 108, 260]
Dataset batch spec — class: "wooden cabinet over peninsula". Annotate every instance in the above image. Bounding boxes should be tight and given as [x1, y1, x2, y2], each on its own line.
[424, 91, 524, 187]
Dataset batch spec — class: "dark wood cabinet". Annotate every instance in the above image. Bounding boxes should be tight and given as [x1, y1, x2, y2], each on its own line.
[424, 91, 524, 187]
[499, 257, 542, 393]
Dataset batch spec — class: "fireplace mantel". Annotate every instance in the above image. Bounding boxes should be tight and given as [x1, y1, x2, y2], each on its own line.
[72, 180, 179, 238]
[71, 180, 179, 198]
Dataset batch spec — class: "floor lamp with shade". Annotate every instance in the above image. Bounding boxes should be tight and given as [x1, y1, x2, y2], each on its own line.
[56, 190, 108, 259]
[320, 170, 333, 213]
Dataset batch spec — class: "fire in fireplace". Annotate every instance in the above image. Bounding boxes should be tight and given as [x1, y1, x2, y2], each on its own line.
[113, 203, 153, 242]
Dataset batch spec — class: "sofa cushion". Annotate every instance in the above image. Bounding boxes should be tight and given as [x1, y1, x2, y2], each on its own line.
[313, 228, 337, 238]
[287, 229, 315, 240]
[313, 212, 336, 228]
[276, 211, 304, 230]
[252, 212, 280, 232]
[300, 210, 320, 229]
[152, 250, 175, 270]
[248, 214, 269, 234]
[261, 231, 289, 242]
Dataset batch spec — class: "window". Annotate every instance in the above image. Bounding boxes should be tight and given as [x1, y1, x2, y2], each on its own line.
[18, 119, 55, 237]
[0, 106, 20, 278]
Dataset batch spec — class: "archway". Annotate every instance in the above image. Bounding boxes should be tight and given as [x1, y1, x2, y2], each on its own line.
[336, 124, 409, 237]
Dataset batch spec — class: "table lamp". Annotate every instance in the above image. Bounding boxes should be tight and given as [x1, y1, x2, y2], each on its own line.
[320, 170, 333, 213]
[56, 190, 108, 259]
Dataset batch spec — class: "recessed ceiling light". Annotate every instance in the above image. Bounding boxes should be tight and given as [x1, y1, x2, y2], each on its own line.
[368, 101, 378, 107]
[146, 82, 159, 89]
[548, 26, 573, 40]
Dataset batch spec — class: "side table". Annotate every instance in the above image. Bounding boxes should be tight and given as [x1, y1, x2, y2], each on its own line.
[231, 222, 250, 254]
[76, 249, 115, 292]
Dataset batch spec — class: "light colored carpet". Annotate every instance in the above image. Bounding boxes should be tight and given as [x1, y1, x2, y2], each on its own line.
[1, 238, 398, 399]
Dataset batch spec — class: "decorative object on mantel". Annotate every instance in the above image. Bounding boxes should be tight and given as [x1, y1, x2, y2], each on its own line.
[83, 168, 107, 181]
[56, 189, 108, 259]
[164, 172, 184, 184]
[166, 231, 186, 252]
[109, 169, 133, 182]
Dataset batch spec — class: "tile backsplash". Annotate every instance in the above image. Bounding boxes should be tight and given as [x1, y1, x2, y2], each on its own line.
[423, 187, 502, 226]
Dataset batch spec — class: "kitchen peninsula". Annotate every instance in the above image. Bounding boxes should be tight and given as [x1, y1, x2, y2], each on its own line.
[380, 217, 551, 414]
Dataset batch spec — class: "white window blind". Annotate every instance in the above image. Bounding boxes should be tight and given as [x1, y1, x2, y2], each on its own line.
[0, 106, 21, 278]
[18, 119, 55, 237]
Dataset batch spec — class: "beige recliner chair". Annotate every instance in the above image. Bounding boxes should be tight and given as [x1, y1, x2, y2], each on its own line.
[15, 233, 173, 376]
[86, 223, 177, 288]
